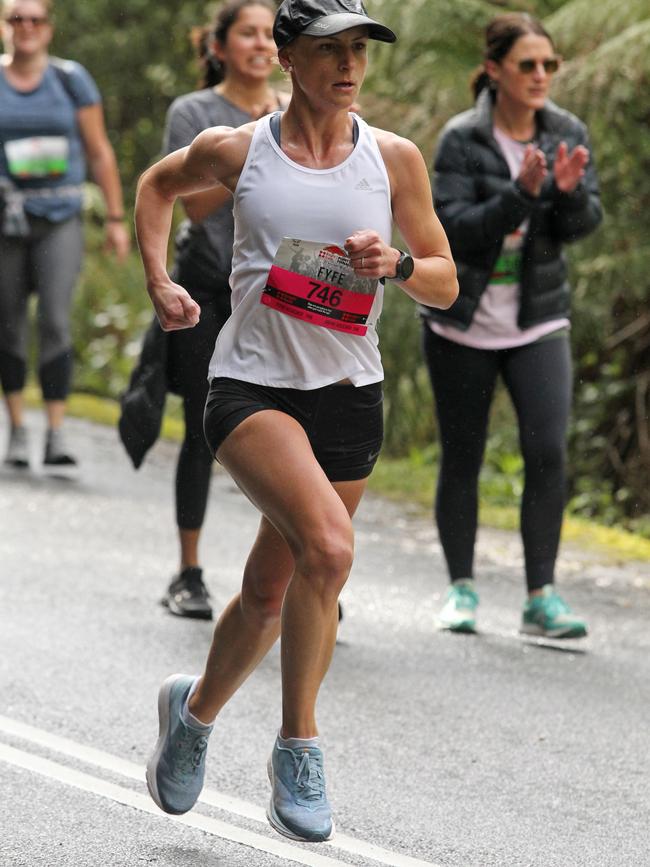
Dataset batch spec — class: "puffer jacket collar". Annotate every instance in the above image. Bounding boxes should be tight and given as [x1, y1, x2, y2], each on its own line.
[471, 88, 574, 145]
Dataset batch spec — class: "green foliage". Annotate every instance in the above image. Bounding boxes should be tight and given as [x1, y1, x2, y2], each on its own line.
[378, 288, 435, 455]
[71, 220, 151, 397]
[51, 2, 208, 189]
[545, 0, 650, 56]
[549, 12, 650, 522]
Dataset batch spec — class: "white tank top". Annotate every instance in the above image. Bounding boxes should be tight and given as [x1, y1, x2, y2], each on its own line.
[207, 112, 393, 388]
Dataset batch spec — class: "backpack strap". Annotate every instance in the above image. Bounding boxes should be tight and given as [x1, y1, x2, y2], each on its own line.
[49, 57, 83, 108]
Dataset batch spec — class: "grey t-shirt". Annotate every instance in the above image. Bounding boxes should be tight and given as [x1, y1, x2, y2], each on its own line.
[163, 90, 251, 285]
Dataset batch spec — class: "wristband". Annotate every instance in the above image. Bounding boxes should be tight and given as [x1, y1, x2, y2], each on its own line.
[106, 215, 125, 223]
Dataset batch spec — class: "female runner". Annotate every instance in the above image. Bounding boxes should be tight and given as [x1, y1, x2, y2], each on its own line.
[136, 0, 457, 843]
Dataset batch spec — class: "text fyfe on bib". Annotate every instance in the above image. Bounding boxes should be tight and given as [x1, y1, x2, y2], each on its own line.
[261, 238, 378, 336]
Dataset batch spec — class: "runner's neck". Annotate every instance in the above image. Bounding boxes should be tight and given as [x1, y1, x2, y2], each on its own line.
[276, 107, 356, 170]
[1, 51, 49, 90]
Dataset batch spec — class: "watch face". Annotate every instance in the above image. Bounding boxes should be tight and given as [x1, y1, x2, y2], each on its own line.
[398, 252, 414, 280]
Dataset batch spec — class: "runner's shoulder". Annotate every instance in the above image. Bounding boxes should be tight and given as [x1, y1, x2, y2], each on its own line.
[193, 120, 256, 150]
[190, 121, 258, 167]
[371, 127, 424, 175]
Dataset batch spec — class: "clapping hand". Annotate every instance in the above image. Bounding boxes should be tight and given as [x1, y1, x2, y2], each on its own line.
[554, 141, 589, 193]
[517, 144, 547, 198]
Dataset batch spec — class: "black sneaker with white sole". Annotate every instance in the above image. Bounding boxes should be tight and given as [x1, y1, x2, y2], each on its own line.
[161, 566, 213, 620]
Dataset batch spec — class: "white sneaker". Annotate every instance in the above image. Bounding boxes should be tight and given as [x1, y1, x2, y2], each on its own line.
[4, 425, 30, 468]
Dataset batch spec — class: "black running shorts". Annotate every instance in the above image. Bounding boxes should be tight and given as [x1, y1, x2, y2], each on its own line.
[203, 376, 383, 482]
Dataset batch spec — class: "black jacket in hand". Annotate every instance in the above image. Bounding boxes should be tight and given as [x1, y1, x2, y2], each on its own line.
[422, 89, 603, 331]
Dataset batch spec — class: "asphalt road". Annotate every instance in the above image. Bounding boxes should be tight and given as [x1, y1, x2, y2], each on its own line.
[1, 413, 649, 867]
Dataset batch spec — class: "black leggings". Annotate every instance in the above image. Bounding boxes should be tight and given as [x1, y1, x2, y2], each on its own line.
[422, 327, 572, 591]
[167, 292, 231, 530]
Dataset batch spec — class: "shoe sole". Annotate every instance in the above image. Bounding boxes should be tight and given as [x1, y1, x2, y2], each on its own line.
[520, 623, 588, 639]
[146, 674, 194, 815]
[266, 757, 334, 843]
[162, 597, 213, 620]
[4, 459, 29, 469]
[42, 463, 80, 481]
[438, 619, 476, 634]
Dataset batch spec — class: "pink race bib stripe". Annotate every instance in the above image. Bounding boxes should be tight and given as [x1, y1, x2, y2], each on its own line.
[267, 265, 375, 316]
[261, 292, 368, 335]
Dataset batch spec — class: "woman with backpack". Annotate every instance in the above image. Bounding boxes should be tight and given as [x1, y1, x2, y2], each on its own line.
[0, 0, 129, 472]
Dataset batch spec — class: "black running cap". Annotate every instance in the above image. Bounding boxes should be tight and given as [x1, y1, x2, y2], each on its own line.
[273, 0, 397, 49]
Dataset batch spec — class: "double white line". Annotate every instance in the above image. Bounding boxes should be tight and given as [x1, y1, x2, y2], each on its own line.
[0, 714, 439, 867]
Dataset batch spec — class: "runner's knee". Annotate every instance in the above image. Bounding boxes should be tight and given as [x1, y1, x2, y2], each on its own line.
[295, 527, 354, 595]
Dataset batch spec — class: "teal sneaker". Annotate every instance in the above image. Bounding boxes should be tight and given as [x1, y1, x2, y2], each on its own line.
[146, 674, 212, 815]
[267, 738, 333, 842]
[437, 579, 478, 633]
[521, 585, 588, 639]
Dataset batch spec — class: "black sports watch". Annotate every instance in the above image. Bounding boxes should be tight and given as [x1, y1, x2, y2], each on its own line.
[393, 249, 414, 281]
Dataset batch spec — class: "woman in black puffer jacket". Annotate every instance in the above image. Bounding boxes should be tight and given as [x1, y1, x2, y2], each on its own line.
[422, 12, 602, 639]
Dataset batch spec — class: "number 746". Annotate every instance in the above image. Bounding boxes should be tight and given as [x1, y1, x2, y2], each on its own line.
[307, 281, 342, 307]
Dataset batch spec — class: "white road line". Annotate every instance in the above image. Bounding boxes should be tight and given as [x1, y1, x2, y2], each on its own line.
[0, 742, 351, 867]
[0, 714, 438, 867]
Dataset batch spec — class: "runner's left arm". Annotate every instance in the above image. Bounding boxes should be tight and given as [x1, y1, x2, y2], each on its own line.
[346, 131, 458, 309]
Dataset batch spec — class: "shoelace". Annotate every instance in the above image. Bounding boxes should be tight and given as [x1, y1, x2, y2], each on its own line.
[539, 591, 570, 617]
[294, 750, 325, 802]
[453, 586, 476, 606]
[180, 573, 208, 598]
[174, 729, 208, 781]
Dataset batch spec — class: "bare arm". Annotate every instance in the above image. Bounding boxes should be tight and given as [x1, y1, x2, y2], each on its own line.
[180, 185, 233, 223]
[134, 124, 252, 330]
[346, 131, 458, 309]
[173, 91, 289, 224]
[77, 104, 130, 261]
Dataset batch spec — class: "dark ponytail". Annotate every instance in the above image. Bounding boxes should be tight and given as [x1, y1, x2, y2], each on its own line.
[470, 68, 492, 101]
[471, 12, 555, 100]
[192, 0, 277, 90]
[192, 25, 222, 89]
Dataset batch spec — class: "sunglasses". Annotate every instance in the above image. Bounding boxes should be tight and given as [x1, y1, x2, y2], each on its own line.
[517, 57, 560, 75]
[4, 15, 50, 26]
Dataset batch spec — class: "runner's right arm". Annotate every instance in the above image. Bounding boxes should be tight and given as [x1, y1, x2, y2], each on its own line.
[134, 124, 253, 330]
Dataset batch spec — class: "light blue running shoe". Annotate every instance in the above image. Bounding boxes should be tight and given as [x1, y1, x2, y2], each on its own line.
[437, 579, 479, 633]
[267, 738, 333, 842]
[146, 674, 212, 815]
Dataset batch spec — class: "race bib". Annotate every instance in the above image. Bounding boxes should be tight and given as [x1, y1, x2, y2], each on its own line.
[4, 136, 70, 179]
[261, 238, 378, 336]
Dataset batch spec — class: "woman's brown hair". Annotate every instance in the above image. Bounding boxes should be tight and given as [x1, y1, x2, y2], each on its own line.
[2, 0, 53, 14]
[470, 12, 555, 100]
[192, 0, 276, 89]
